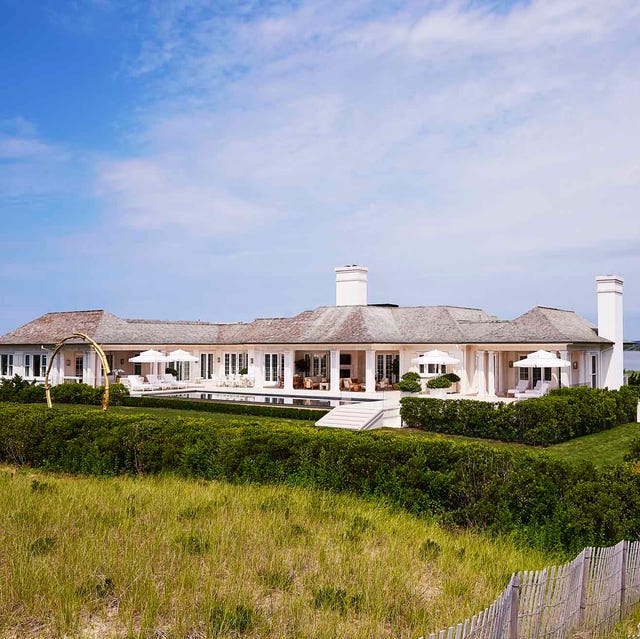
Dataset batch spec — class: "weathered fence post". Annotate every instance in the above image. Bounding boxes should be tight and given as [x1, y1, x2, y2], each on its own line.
[621, 540, 628, 619]
[579, 547, 592, 625]
[510, 574, 520, 639]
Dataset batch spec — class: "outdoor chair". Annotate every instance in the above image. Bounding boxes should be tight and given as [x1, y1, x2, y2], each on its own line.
[126, 375, 155, 391]
[162, 374, 188, 389]
[507, 380, 529, 396]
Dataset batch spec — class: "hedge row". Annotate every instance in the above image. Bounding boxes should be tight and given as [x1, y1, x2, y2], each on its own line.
[400, 386, 639, 446]
[121, 396, 329, 422]
[0, 376, 328, 421]
[1, 402, 640, 552]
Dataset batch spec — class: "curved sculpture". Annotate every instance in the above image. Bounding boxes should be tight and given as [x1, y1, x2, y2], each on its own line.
[44, 332, 111, 411]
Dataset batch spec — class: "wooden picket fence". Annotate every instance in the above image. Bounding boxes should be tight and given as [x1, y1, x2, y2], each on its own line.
[424, 540, 640, 639]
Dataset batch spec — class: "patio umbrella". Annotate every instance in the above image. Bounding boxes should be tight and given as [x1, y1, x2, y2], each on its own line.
[514, 350, 570, 369]
[411, 349, 460, 366]
[514, 349, 570, 388]
[129, 349, 171, 377]
[167, 349, 198, 362]
[129, 349, 171, 363]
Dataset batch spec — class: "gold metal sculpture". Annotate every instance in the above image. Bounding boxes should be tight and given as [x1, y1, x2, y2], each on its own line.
[43, 332, 111, 411]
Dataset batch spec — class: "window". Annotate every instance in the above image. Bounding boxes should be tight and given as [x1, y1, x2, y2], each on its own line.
[591, 354, 598, 388]
[340, 353, 351, 366]
[518, 356, 529, 381]
[224, 352, 248, 376]
[419, 363, 444, 376]
[200, 353, 215, 379]
[264, 353, 281, 383]
[1, 354, 13, 377]
[376, 353, 399, 383]
[24, 355, 31, 377]
[311, 353, 327, 377]
[75, 355, 84, 378]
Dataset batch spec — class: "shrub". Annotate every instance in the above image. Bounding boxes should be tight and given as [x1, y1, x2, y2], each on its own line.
[401, 386, 638, 446]
[443, 373, 461, 383]
[1, 402, 640, 551]
[426, 376, 452, 389]
[397, 372, 422, 393]
[0, 375, 45, 403]
[122, 396, 327, 421]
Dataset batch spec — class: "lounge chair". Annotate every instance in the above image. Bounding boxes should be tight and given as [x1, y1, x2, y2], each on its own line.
[162, 373, 189, 389]
[515, 381, 551, 399]
[507, 380, 529, 396]
[126, 375, 155, 391]
[147, 374, 170, 389]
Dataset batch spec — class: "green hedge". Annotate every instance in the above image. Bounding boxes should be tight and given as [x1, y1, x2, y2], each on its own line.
[0, 376, 327, 421]
[400, 386, 639, 446]
[121, 396, 328, 421]
[0, 402, 639, 552]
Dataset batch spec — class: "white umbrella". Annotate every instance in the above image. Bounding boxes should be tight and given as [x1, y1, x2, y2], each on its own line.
[514, 350, 570, 368]
[167, 349, 198, 362]
[129, 349, 171, 377]
[514, 349, 570, 388]
[411, 349, 460, 366]
[129, 349, 171, 363]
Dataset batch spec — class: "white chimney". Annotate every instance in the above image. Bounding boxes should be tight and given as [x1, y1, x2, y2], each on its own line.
[335, 265, 368, 306]
[596, 275, 624, 390]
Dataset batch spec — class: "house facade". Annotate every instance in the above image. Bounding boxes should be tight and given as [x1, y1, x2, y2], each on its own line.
[0, 267, 625, 396]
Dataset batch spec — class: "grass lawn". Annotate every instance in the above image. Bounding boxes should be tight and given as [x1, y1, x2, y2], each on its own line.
[0, 467, 557, 639]
[544, 421, 640, 468]
[52, 402, 318, 427]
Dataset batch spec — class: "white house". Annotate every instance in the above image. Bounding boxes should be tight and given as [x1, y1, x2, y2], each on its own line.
[0, 267, 625, 397]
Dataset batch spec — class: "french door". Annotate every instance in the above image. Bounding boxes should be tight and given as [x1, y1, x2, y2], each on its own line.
[264, 353, 283, 383]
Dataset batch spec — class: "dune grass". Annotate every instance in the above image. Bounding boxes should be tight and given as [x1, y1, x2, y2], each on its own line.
[0, 467, 558, 639]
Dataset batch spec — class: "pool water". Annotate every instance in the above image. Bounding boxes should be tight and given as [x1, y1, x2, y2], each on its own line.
[152, 390, 358, 409]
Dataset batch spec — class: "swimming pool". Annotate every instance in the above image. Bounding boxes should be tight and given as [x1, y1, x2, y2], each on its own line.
[150, 390, 359, 409]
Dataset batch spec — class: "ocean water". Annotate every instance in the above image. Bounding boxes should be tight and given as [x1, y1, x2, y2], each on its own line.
[625, 351, 640, 371]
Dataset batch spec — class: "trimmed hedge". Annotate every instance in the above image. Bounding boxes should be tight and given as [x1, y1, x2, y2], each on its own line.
[121, 396, 328, 422]
[400, 386, 639, 446]
[0, 402, 639, 552]
[0, 376, 327, 421]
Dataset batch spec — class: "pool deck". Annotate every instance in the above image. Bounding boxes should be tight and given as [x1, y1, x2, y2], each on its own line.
[134, 383, 516, 404]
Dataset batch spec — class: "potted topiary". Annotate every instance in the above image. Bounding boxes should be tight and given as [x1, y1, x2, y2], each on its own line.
[426, 375, 452, 398]
[442, 372, 460, 393]
[397, 371, 422, 395]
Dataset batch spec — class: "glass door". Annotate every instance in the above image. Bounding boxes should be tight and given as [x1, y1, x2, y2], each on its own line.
[264, 353, 282, 383]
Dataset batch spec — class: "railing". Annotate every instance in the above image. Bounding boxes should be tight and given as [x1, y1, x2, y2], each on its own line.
[424, 540, 638, 639]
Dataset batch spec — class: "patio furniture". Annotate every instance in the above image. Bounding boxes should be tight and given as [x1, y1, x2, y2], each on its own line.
[147, 374, 171, 389]
[507, 380, 529, 396]
[162, 374, 189, 389]
[126, 375, 155, 391]
[515, 381, 551, 399]
[304, 377, 320, 390]
[376, 377, 392, 391]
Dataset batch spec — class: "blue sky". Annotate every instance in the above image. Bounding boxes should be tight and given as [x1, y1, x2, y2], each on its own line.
[1, 0, 639, 337]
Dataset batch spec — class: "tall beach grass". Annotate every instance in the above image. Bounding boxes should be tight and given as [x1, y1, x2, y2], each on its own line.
[0, 467, 557, 639]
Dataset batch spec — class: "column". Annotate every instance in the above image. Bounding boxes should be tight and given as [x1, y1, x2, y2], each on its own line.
[476, 351, 487, 396]
[284, 350, 294, 391]
[247, 348, 256, 386]
[330, 349, 340, 393]
[365, 349, 376, 393]
[253, 350, 264, 390]
[560, 350, 571, 388]
[487, 351, 496, 397]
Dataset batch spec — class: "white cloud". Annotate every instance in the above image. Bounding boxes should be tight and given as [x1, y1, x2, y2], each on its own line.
[91, 0, 640, 327]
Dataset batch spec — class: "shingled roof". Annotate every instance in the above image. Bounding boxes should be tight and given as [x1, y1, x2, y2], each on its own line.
[0, 304, 609, 346]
